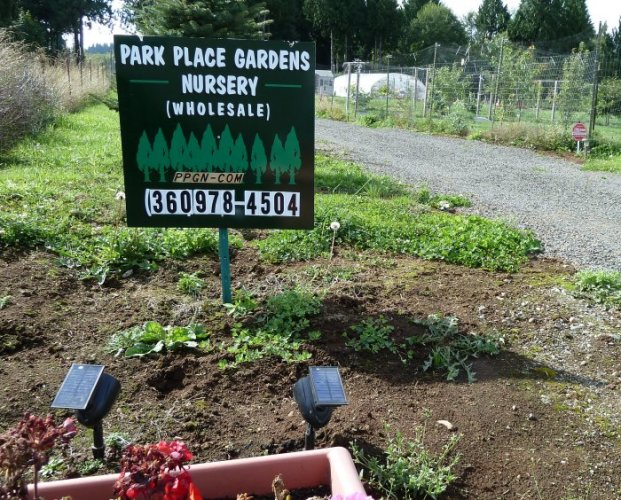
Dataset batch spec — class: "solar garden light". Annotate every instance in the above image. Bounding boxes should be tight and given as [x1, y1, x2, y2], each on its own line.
[293, 366, 348, 450]
[52, 364, 121, 459]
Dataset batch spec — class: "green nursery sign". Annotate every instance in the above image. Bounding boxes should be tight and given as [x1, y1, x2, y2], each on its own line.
[114, 35, 315, 229]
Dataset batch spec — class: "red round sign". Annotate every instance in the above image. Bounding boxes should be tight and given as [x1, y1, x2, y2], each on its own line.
[572, 122, 587, 141]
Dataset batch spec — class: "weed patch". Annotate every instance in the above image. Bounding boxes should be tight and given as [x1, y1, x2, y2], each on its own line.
[352, 425, 461, 499]
[257, 195, 541, 272]
[218, 287, 321, 369]
[346, 313, 502, 382]
[573, 269, 621, 308]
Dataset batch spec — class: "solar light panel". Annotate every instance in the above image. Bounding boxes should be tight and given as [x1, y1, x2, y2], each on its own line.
[51, 364, 105, 410]
[309, 366, 347, 407]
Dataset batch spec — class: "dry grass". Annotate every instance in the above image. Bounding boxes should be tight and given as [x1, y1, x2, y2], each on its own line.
[0, 30, 111, 151]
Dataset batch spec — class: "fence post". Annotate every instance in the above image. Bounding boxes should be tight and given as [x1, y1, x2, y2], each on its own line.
[535, 80, 542, 121]
[423, 67, 430, 117]
[589, 23, 603, 140]
[428, 43, 438, 118]
[385, 55, 392, 118]
[354, 63, 361, 119]
[345, 62, 351, 120]
[66, 56, 72, 96]
[413, 67, 418, 119]
[491, 37, 504, 128]
[476, 74, 483, 116]
[551, 80, 558, 122]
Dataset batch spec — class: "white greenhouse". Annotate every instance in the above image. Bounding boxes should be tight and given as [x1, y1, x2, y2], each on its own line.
[333, 72, 426, 99]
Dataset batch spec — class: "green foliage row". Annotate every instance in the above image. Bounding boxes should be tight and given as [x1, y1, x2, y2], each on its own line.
[573, 269, 621, 308]
[352, 424, 461, 500]
[256, 194, 541, 272]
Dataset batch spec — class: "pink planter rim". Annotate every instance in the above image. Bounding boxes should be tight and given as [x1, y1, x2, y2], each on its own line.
[29, 446, 366, 499]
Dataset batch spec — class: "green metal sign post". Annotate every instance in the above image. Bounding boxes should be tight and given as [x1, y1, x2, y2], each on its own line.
[114, 36, 315, 302]
[218, 228, 232, 303]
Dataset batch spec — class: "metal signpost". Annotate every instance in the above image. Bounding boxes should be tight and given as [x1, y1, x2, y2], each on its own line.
[572, 122, 587, 154]
[114, 36, 315, 302]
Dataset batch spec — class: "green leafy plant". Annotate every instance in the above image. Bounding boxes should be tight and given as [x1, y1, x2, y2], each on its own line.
[107, 321, 212, 358]
[219, 288, 322, 369]
[573, 269, 621, 308]
[177, 272, 205, 297]
[405, 314, 501, 382]
[39, 456, 66, 478]
[344, 316, 397, 354]
[0, 295, 12, 310]
[224, 289, 258, 319]
[352, 424, 461, 499]
[219, 326, 313, 369]
[262, 287, 322, 336]
[77, 459, 104, 475]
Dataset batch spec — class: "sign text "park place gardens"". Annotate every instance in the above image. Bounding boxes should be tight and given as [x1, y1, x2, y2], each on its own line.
[118, 43, 312, 120]
[114, 36, 315, 230]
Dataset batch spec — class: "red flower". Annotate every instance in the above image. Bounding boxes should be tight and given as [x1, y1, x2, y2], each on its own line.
[113, 441, 201, 500]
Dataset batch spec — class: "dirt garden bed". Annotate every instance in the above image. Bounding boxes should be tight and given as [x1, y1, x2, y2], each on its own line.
[2, 244, 621, 498]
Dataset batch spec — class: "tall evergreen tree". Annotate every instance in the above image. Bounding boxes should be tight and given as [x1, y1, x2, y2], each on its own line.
[475, 0, 510, 40]
[508, 0, 593, 52]
[284, 127, 301, 185]
[401, 0, 439, 25]
[269, 135, 285, 184]
[0, 0, 19, 26]
[232, 134, 248, 173]
[218, 125, 235, 173]
[250, 134, 267, 184]
[136, 131, 153, 182]
[169, 123, 188, 171]
[152, 129, 170, 183]
[366, 0, 401, 62]
[200, 124, 217, 172]
[248, 0, 309, 40]
[21, 0, 111, 60]
[186, 132, 201, 172]
[303, 0, 365, 68]
[130, 0, 270, 39]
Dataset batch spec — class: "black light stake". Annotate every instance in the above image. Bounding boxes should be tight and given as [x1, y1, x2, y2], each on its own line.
[52, 364, 121, 459]
[293, 366, 348, 450]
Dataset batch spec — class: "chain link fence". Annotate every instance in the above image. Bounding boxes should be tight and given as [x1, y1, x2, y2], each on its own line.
[318, 41, 621, 145]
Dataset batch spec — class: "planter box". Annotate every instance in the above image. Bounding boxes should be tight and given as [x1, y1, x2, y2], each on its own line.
[29, 447, 366, 499]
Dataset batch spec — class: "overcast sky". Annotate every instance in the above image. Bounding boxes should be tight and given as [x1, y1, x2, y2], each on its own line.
[84, 0, 621, 48]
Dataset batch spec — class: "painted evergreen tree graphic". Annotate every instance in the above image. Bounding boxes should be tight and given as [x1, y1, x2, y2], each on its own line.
[136, 131, 153, 182]
[233, 134, 248, 173]
[270, 135, 285, 184]
[284, 127, 301, 185]
[200, 124, 217, 172]
[152, 128, 170, 182]
[250, 134, 267, 184]
[218, 125, 235, 173]
[169, 123, 187, 172]
[186, 132, 201, 172]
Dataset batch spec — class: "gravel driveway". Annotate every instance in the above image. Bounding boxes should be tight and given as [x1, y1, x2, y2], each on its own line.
[316, 119, 621, 272]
